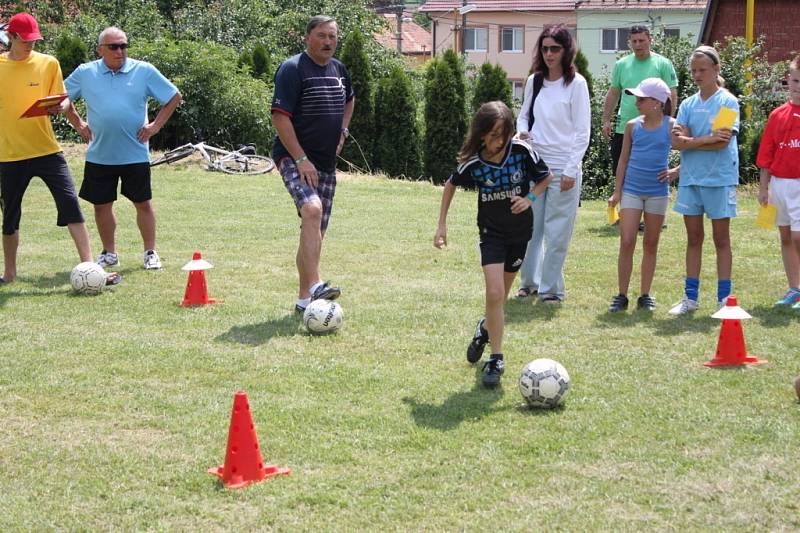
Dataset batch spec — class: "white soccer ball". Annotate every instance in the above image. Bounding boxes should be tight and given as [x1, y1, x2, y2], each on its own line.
[519, 358, 571, 408]
[303, 299, 343, 334]
[70, 261, 106, 295]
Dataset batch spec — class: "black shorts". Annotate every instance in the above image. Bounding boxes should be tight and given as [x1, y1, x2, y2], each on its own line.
[610, 132, 624, 177]
[79, 161, 152, 204]
[479, 237, 528, 272]
[0, 152, 84, 235]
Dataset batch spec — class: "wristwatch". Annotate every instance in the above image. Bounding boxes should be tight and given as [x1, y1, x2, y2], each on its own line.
[341, 127, 349, 138]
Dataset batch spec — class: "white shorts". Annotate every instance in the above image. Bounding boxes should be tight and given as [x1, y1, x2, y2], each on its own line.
[770, 176, 800, 231]
[620, 192, 669, 215]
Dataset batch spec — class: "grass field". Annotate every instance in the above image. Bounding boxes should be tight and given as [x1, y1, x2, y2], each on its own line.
[1, 148, 798, 531]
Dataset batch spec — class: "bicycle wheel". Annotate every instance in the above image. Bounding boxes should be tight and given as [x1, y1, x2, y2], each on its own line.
[150, 145, 195, 167]
[217, 154, 275, 175]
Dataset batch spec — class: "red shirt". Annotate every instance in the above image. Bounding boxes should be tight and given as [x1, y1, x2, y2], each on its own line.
[757, 101, 800, 179]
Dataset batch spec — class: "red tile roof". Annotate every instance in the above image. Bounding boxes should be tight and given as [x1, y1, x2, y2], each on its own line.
[577, 0, 707, 10]
[375, 14, 433, 55]
[420, 1, 576, 12]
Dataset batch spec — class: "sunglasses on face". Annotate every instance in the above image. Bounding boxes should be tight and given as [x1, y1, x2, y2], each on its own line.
[102, 43, 129, 50]
[541, 45, 563, 54]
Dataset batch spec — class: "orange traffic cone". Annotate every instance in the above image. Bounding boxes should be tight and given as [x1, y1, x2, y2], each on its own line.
[180, 251, 216, 306]
[208, 391, 291, 489]
[704, 295, 767, 367]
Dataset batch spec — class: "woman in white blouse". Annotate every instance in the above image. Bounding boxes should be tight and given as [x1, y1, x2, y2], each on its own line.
[516, 24, 591, 303]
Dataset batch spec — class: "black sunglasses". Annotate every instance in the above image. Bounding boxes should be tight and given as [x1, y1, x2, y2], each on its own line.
[541, 45, 563, 54]
[102, 43, 129, 50]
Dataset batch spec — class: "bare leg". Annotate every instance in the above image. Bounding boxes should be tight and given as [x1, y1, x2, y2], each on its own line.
[2, 231, 19, 282]
[710, 217, 732, 280]
[134, 200, 156, 251]
[640, 211, 665, 295]
[778, 226, 800, 288]
[296, 200, 324, 299]
[683, 215, 704, 279]
[617, 208, 642, 295]
[94, 202, 117, 253]
[67, 222, 93, 262]
[483, 264, 512, 356]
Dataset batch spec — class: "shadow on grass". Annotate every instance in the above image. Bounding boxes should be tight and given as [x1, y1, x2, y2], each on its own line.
[749, 304, 797, 328]
[506, 298, 561, 323]
[585, 224, 619, 238]
[215, 314, 303, 345]
[403, 366, 504, 430]
[514, 403, 567, 417]
[594, 310, 717, 336]
[0, 272, 75, 307]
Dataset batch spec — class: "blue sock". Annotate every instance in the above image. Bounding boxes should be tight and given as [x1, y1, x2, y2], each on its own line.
[717, 279, 732, 302]
[685, 277, 699, 302]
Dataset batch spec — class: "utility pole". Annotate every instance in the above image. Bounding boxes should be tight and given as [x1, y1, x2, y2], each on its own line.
[395, 7, 403, 53]
[460, 0, 467, 56]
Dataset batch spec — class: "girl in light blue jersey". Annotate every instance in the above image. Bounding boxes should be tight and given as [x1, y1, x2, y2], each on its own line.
[607, 78, 677, 312]
[670, 45, 740, 315]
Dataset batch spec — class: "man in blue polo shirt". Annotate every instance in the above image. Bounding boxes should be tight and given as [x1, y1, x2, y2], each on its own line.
[272, 15, 355, 313]
[65, 27, 181, 270]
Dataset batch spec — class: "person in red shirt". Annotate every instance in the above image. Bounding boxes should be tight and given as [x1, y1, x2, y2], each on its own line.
[757, 55, 800, 307]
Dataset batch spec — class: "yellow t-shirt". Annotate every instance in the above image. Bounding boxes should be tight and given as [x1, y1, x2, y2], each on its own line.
[0, 51, 64, 162]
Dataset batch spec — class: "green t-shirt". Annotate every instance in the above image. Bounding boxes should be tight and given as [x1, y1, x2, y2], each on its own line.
[610, 52, 678, 134]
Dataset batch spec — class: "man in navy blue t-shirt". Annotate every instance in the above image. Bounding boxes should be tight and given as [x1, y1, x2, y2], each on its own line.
[272, 15, 355, 313]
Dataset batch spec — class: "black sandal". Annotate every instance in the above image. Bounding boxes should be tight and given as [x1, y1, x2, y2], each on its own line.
[516, 287, 537, 299]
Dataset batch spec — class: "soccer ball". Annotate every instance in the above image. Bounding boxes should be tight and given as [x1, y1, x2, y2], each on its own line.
[519, 358, 571, 408]
[70, 261, 106, 295]
[303, 299, 343, 334]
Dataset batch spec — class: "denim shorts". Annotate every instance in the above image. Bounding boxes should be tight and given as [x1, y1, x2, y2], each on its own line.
[674, 185, 737, 219]
[279, 157, 337, 233]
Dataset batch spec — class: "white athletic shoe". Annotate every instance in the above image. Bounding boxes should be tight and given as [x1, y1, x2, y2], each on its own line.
[144, 249, 162, 270]
[668, 297, 699, 316]
[96, 250, 119, 268]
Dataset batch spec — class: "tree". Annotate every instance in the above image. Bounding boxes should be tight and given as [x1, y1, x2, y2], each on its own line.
[472, 62, 512, 112]
[338, 28, 375, 172]
[574, 48, 594, 99]
[374, 67, 422, 178]
[424, 58, 462, 183]
[251, 43, 271, 80]
[54, 32, 87, 79]
[441, 48, 468, 142]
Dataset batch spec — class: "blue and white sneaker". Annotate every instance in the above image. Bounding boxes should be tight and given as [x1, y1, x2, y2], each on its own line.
[775, 288, 800, 306]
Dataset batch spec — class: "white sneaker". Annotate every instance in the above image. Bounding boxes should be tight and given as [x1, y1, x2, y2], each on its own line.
[96, 250, 119, 268]
[144, 249, 162, 270]
[668, 297, 699, 315]
[716, 296, 729, 311]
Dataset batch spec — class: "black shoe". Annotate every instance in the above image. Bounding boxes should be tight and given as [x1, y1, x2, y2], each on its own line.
[311, 282, 341, 301]
[637, 294, 656, 311]
[295, 303, 306, 314]
[608, 293, 628, 312]
[481, 356, 505, 387]
[466, 318, 489, 364]
[638, 221, 645, 233]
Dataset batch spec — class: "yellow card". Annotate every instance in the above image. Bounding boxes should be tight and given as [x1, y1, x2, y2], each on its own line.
[756, 204, 777, 229]
[711, 107, 737, 130]
[607, 205, 619, 225]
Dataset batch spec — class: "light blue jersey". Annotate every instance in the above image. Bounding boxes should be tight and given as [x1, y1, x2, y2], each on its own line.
[66, 58, 178, 165]
[676, 88, 740, 187]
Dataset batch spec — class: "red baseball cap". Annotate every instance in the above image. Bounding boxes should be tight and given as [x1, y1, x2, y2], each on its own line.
[7, 13, 43, 41]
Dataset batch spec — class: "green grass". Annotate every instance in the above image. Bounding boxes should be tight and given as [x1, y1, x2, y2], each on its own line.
[1, 148, 798, 531]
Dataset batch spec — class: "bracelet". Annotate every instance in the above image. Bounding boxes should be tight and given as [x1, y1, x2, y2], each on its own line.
[294, 155, 308, 164]
[527, 192, 537, 202]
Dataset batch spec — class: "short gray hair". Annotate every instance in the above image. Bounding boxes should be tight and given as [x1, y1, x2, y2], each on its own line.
[306, 15, 335, 35]
[98, 27, 127, 45]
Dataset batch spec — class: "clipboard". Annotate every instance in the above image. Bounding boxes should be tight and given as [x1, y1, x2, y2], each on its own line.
[711, 107, 737, 130]
[19, 93, 68, 119]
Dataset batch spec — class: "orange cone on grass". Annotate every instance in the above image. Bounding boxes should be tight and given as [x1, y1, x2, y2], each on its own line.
[180, 251, 216, 306]
[704, 295, 767, 367]
[208, 391, 291, 489]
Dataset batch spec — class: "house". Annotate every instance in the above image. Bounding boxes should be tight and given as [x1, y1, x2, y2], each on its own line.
[576, 0, 707, 77]
[701, 0, 798, 63]
[374, 13, 434, 67]
[419, 1, 577, 100]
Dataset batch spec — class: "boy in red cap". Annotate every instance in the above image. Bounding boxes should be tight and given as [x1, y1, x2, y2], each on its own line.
[0, 13, 117, 285]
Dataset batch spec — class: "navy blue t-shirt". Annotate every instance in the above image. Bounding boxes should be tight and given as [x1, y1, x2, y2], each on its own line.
[271, 52, 354, 172]
[449, 139, 550, 243]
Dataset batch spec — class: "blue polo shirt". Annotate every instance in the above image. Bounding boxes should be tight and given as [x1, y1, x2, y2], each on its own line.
[676, 88, 740, 187]
[65, 58, 178, 165]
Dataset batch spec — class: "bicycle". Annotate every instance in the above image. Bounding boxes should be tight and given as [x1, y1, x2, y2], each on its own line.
[150, 142, 275, 175]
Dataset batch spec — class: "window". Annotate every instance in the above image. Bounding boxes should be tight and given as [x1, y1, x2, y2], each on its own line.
[601, 28, 630, 52]
[510, 80, 524, 101]
[464, 27, 488, 52]
[501, 27, 523, 53]
[664, 28, 680, 39]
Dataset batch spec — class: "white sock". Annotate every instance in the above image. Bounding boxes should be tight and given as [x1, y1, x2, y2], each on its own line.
[309, 281, 324, 294]
[297, 297, 311, 308]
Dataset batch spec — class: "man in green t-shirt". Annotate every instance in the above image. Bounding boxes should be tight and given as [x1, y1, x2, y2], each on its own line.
[601, 26, 678, 179]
